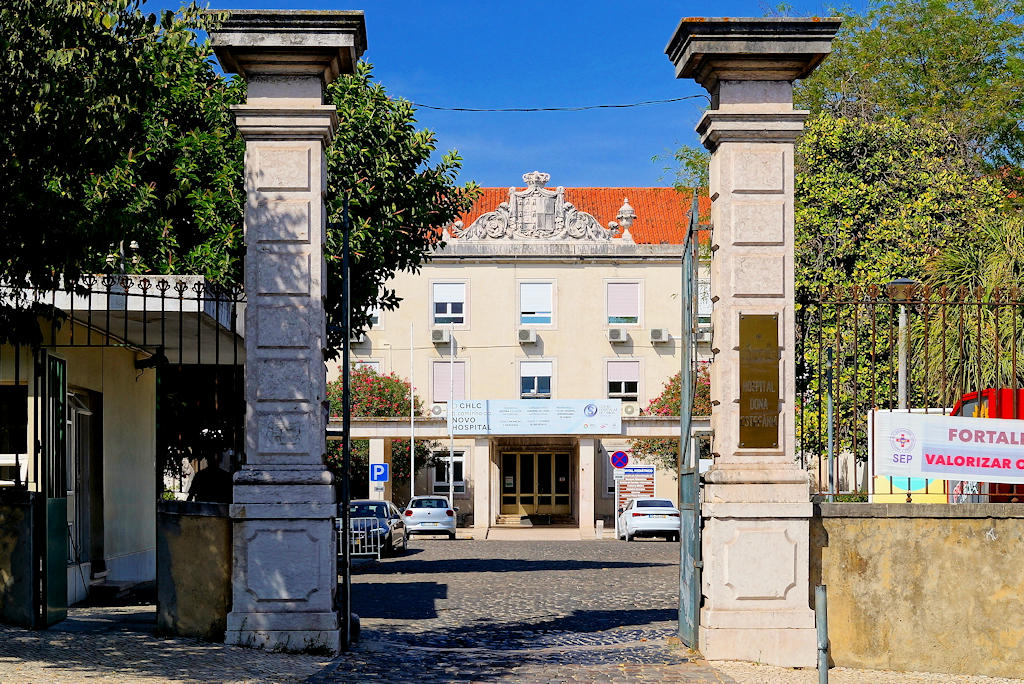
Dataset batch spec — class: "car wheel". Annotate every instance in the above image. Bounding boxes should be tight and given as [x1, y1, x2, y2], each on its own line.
[626, 531, 634, 542]
[447, 532, 456, 540]
[384, 537, 394, 557]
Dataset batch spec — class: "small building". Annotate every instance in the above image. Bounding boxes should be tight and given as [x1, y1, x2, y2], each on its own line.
[336, 172, 712, 536]
[0, 276, 243, 623]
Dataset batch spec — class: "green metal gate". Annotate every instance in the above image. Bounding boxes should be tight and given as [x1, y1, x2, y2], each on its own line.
[36, 352, 68, 627]
[678, 193, 702, 649]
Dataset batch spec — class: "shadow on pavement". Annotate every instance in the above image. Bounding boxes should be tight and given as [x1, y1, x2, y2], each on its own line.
[363, 556, 673, 575]
[351, 581, 447, 619]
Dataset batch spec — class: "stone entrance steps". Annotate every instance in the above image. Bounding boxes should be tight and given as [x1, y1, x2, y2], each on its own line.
[494, 514, 576, 527]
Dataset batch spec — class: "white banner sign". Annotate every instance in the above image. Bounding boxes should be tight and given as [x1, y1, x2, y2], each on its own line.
[873, 410, 1024, 485]
[448, 399, 621, 436]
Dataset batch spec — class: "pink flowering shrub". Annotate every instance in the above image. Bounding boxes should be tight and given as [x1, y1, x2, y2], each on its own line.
[326, 365, 437, 502]
[629, 362, 711, 472]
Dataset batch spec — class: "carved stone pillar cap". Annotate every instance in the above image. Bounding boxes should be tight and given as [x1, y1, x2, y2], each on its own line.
[665, 18, 841, 90]
[208, 10, 367, 83]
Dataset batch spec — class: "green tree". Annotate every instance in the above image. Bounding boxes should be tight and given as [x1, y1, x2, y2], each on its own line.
[795, 115, 1009, 294]
[324, 62, 478, 354]
[326, 365, 438, 506]
[629, 364, 711, 472]
[0, 1, 218, 293]
[797, 0, 1024, 169]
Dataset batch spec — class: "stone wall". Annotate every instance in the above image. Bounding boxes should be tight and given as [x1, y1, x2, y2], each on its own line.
[812, 503, 1024, 678]
[156, 500, 231, 641]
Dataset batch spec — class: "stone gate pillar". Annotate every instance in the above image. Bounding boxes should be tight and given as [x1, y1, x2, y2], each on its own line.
[666, 18, 839, 666]
[209, 10, 366, 654]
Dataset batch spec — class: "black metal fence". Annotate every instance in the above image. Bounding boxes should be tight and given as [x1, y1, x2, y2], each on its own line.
[798, 284, 1024, 499]
[0, 275, 246, 499]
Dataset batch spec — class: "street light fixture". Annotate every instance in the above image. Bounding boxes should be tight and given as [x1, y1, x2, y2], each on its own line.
[886, 278, 918, 410]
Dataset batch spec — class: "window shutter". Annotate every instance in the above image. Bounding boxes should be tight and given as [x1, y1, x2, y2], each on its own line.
[520, 283, 551, 313]
[607, 283, 639, 319]
[607, 360, 639, 383]
[433, 361, 465, 402]
[520, 361, 552, 378]
[433, 282, 465, 303]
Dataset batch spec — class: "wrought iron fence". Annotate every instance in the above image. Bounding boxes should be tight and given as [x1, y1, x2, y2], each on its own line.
[798, 284, 1024, 500]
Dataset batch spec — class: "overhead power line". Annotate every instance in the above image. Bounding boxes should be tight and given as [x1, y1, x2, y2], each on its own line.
[408, 94, 710, 113]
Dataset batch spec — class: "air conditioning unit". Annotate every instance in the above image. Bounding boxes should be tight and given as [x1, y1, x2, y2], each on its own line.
[431, 328, 451, 345]
[621, 401, 639, 417]
[607, 328, 628, 344]
[517, 328, 537, 344]
[695, 329, 712, 344]
[349, 332, 366, 344]
[429, 403, 446, 418]
[650, 328, 670, 344]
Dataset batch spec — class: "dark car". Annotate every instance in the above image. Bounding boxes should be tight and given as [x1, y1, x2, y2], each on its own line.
[338, 499, 408, 557]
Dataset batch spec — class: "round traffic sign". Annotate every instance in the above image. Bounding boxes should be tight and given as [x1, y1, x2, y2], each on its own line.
[610, 450, 629, 469]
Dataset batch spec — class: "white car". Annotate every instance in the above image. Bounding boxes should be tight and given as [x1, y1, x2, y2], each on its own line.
[403, 495, 457, 539]
[617, 498, 681, 542]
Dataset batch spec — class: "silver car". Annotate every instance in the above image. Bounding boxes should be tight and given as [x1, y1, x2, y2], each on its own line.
[403, 495, 457, 539]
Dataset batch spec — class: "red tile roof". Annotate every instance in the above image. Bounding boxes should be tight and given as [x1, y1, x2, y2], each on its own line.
[452, 187, 710, 245]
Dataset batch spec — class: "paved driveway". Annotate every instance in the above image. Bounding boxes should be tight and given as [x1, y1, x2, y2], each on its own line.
[314, 537, 724, 682]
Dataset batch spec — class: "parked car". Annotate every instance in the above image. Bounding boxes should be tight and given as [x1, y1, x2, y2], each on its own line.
[339, 499, 407, 557]
[403, 495, 457, 539]
[617, 498, 681, 542]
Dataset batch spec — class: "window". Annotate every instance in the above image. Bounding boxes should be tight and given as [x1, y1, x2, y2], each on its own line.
[432, 361, 466, 403]
[354, 360, 381, 373]
[607, 282, 640, 324]
[432, 282, 466, 325]
[0, 385, 28, 454]
[520, 361, 552, 399]
[369, 307, 381, 327]
[410, 497, 450, 508]
[520, 282, 553, 325]
[697, 278, 712, 327]
[433, 453, 465, 494]
[607, 361, 639, 401]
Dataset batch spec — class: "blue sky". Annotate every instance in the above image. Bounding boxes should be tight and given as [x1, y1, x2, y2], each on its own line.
[148, 1, 859, 188]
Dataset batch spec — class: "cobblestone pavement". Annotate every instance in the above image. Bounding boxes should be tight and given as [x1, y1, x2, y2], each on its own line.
[0, 605, 331, 683]
[314, 537, 725, 683]
[2, 538, 1023, 682]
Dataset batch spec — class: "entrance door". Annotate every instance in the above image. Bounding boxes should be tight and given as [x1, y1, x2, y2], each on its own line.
[500, 452, 570, 515]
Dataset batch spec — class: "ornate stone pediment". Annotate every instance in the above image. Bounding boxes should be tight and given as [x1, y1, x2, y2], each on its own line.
[453, 171, 614, 241]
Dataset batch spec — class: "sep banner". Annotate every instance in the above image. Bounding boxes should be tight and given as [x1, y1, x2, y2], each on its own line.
[448, 399, 621, 436]
[873, 410, 1024, 485]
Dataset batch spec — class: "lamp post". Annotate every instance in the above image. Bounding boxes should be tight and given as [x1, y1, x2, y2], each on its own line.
[887, 278, 917, 410]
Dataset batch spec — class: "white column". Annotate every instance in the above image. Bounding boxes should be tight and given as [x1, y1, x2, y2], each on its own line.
[472, 438, 490, 533]
[667, 18, 840, 667]
[577, 438, 596, 538]
[368, 438, 392, 501]
[209, 11, 366, 656]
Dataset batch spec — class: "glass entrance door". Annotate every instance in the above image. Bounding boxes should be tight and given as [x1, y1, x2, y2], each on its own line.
[500, 452, 571, 515]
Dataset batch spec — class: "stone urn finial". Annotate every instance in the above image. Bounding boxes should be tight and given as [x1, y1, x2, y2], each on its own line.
[522, 171, 551, 188]
[616, 197, 636, 230]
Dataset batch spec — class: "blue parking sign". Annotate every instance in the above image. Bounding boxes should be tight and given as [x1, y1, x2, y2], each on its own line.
[370, 463, 389, 482]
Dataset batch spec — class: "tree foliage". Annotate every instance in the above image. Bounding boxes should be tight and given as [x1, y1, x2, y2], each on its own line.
[629, 364, 711, 472]
[326, 365, 438, 504]
[2, 4, 478, 359]
[795, 114, 1010, 294]
[797, 0, 1024, 170]
[0, 0, 222, 291]
[325, 63, 479, 356]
